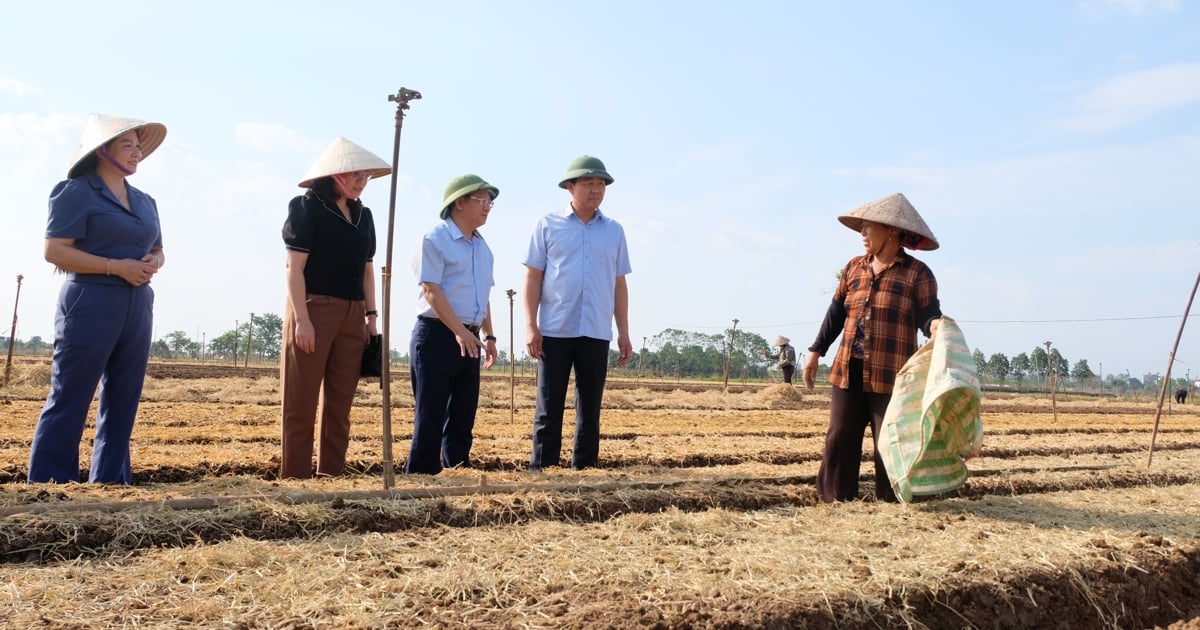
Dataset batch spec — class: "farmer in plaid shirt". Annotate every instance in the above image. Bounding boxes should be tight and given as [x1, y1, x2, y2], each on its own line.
[803, 193, 942, 503]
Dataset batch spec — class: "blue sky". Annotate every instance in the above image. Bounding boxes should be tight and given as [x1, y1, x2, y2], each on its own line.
[2, 0, 1198, 382]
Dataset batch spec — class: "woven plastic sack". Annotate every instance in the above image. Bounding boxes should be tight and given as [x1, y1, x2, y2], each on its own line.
[879, 316, 983, 502]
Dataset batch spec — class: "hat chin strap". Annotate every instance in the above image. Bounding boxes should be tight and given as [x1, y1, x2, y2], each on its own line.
[97, 145, 134, 175]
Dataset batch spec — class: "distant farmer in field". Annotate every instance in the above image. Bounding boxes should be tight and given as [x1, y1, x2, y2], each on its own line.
[524, 155, 633, 471]
[29, 113, 168, 484]
[406, 174, 499, 475]
[762, 335, 798, 384]
[280, 138, 390, 479]
[1177, 388, 1188, 404]
[802, 193, 942, 503]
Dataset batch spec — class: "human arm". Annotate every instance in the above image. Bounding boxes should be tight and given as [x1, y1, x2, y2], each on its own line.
[613, 275, 632, 366]
[481, 302, 497, 369]
[523, 266, 544, 360]
[285, 250, 315, 353]
[363, 261, 379, 336]
[421, 281, 487, 359]
[44, 238, 158, 286]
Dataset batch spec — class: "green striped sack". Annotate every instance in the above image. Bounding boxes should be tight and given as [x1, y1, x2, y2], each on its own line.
[878, 316, 983, 502]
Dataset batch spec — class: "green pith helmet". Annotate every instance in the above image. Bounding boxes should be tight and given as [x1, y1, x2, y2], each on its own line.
[558, 155, 614, 189]
[441, 174, 499, 219]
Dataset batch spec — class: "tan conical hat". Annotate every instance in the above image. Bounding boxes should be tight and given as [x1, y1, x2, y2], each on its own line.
[298, 137, 392, 188]
[67, 113, 167, 179]
[837, 192, 939, 251]
[774, 335, 790, 346]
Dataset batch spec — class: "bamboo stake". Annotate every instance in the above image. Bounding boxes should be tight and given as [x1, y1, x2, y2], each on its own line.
[3, 274, 22, 387]
[379, 87, 422, 489]
[1148, 269, 1200, 467]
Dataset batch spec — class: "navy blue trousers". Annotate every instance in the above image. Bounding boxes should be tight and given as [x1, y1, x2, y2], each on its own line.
[530, 336, 610, 470]
[29, 281, 153, 484]
[407, 317, 481, 475]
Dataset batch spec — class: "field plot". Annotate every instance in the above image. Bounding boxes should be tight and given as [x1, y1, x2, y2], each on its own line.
[1, 361, 1199, 629]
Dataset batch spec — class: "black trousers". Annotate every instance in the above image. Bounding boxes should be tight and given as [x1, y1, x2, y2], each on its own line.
[816, 358, 897, 502]
[530, 336, 610, 470]
[407, 317, 480, 475]
[782, 365, 795, 384]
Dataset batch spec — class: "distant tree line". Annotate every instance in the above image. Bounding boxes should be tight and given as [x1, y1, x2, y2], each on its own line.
[3, 324, 1192, 395]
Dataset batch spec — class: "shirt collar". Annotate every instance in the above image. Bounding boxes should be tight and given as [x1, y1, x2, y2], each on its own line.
[559, 205, 606, 224]
[443, 217, 484, 242]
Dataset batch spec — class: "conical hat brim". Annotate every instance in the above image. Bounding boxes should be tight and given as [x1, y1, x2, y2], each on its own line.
[298, 137, 392, 188]
[67, 113, 167, 179]
[837, 193, 939, 251]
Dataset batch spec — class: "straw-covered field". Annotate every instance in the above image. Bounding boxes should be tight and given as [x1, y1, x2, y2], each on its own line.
[1, 358, 1198, 629]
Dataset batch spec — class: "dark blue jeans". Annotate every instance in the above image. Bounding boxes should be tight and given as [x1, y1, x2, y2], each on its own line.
[530, 336, 610, 470]
[407, 317, 481, 474]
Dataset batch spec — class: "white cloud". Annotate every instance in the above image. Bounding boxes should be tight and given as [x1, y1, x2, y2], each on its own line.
[232, 122, 315, 153]
[0, 78, 37, 96]
[1079, 0, 1180, 16]
[1052, 63, 1200, 132]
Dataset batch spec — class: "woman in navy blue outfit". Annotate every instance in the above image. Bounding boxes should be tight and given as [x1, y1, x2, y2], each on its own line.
[28, 113, 167, 484]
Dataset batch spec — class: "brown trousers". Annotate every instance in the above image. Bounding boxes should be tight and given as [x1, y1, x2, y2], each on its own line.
[280, 294, 366, 478]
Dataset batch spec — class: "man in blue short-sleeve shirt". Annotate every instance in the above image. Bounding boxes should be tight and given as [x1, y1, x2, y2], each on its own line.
[523, 155, 632, 471]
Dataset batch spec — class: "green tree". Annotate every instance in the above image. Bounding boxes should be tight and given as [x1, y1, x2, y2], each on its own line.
[164, 330, 193, 358]
[150, 339, 171, 359]
[1049, 349, 1068, 380]
[208, 330, 240, 361]
[1010, 352, 1031, 382]
[1030, 346, 1048, 383]
[973, 349, 987, 376]
[252, 313, 284, 359]
[1071, 359, 1094, 382]
[986, 353, 1010, 383]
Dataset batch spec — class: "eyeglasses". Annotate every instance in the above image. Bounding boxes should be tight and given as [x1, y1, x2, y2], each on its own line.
[347, 171, 372, 182]
[468, 195, 494, 208]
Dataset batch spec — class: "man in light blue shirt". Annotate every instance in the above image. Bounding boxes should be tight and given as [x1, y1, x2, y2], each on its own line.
[408, 174, 499, 475]
[524, 155, 632, 470]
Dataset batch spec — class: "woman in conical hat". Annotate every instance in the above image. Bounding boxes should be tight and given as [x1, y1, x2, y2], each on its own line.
[29, 113, 168, 484]
[761, 335, 798, 384]
[801, 192, 943, 503]
[280, 137, 392, 479]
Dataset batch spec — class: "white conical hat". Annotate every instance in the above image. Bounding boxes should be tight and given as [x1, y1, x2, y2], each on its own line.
[837, 192, 939, 251]
[774, 335, 790, 346]
[298, 137, 392, 188]
[67, 113, 167, 178]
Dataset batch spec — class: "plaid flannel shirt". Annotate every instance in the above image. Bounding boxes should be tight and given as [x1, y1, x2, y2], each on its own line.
[808, 251, 941, 394]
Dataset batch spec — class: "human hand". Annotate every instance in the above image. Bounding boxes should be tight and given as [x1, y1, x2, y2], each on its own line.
[118, 257, 159, 287]
[802, 353, 820, 390]
[458, 332, 486, 359]
[525, 328, 543, 360]
[483, 339, 497, 369]
[616, 334, 633, 366]
[294, 321, 316, 353]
